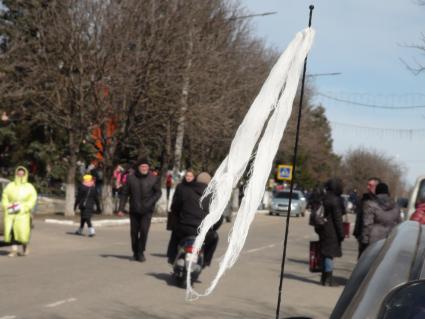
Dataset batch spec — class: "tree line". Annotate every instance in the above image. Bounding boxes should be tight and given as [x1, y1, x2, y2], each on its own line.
[0, 0, 406, 215]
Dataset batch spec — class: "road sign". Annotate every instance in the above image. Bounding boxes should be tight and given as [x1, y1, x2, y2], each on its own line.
[277, 164, 293, 181]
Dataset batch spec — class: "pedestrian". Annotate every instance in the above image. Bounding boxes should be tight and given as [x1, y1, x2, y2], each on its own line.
[316, 178, 345, 286]
[74, 174, 101, 237]
[112, 165, 124, 212]
[410, 189, 425, 224]
[166, 171, 222, 267]
[90, 161, 104, 197]
[118, 158, 162, 262]
[353, 177, 380, 258]
[1, 166, 37, 257]
[361, 182, 401, 246]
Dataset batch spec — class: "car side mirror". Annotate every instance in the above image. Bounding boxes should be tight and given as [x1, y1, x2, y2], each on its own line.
[377, 280, 425, 319]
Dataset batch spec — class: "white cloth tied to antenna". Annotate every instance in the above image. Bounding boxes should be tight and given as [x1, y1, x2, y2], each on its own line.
[186, 27, 316, 300]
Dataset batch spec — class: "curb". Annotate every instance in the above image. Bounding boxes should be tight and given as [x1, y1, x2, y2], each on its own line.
[45, 217, 167, 228]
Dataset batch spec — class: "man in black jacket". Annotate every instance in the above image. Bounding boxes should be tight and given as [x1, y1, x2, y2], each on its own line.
[353, 177, 380, 259]
[118, 159, 162, 262]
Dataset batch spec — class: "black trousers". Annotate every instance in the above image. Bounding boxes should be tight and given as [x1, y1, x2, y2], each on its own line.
[80, 217, 92, 228]
[130, 213, 153, 257]
[167, 224, 219, 266]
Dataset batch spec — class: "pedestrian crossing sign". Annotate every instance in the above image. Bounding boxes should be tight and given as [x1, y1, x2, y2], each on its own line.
[277, 164, 293, 181]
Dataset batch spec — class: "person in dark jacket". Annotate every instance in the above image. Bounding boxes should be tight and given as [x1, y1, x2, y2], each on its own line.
[353, 177, 380, 259]
[317, 178, 345, 286]
[362, 183, 401, 245]
[410, 189, 425, 224]
[74, 174, 101, 237]
[166, 171, 222, 267]
[118, 158, 162, 262]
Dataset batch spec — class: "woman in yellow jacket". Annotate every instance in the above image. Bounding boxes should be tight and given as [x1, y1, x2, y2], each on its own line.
[2, 166, 37, 256]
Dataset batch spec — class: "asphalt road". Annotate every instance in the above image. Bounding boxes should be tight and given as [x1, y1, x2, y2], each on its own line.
[0, 214, 358, 319]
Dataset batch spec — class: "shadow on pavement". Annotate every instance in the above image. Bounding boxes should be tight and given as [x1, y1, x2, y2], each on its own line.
[287, 258, 309, 265]
[65, 231, 86, 237]
[146, 272, 176, 286]
[150, 253, 167, 258]
[0, 250, 10, 256]
[283, 272, 347, 287]
[100, 254, 133, 261]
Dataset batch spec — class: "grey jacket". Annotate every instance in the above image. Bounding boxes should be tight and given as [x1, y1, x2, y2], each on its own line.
[361, 194, 401, 245]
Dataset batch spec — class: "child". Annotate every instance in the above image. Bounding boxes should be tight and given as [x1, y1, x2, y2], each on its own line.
[74, 174, 101, 236]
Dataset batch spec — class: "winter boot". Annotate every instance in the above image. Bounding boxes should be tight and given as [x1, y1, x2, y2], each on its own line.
[75, 228, 83, 236]
[88, 227, 96, 237]
[20, 244, 29, 256]
[8, 245, 18, 257]
[326, 272, 334, 287]
[320, 272, 327, 286]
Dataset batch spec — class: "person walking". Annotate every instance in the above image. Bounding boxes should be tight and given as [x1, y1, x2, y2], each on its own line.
[316, 178, 344, 286]
[74, 174, 101, 237]
[166, 171, 222, 267]
[118, 159, 161, 262]
[353, 177, 380, 258]
[361, 183, 401, 246]
[410, 189, 425, 224]
[1, 166, 37, 257]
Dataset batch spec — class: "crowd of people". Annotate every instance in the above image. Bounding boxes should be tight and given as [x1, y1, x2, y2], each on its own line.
[1, 159, 220, 269]
[309, 175, 425, 287]
[3, 161, 425, 293]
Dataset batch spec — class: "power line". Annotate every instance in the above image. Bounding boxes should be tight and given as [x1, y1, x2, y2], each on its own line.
[330, 121, 425, 138]
[317, 92, 425, 110]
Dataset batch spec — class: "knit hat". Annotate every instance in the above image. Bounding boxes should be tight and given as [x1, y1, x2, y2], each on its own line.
[136, 158, 150, 166]
[83, 174, 93, 182]
[375, 182, 389, 195]
[197, 172, 212, 185]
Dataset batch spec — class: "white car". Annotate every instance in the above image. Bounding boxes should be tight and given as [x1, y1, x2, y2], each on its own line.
[407, 175, 425, 219]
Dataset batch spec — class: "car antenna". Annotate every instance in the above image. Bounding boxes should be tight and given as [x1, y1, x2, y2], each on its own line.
[275, 5, 315, 319]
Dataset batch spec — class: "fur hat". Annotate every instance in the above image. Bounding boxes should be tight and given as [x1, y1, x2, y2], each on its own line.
[197, 172, 212, 185]
[136, 158, 150, 166]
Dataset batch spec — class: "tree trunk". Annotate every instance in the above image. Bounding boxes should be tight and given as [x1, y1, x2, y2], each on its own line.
[102, 183, 114, 215]
[64, 153, 77, 216]
[173, 28, 193, 177]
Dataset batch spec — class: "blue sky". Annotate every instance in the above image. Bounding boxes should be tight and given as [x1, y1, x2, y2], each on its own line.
[241, 0, 425, 186]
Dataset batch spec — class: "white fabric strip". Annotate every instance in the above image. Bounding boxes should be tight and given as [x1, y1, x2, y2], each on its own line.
[186, 27, 315, 300]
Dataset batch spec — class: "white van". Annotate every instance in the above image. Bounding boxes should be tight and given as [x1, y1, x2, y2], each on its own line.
[407, 175, 425, 219]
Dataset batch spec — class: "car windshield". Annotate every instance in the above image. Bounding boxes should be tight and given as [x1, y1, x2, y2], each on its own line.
[274, 192, 299, 200]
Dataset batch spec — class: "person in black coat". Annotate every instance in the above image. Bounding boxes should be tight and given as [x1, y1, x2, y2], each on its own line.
[166, 171, 222, 267]
[317, 178, 345, 286]
[353, 177, 380, 259]
[118, 158, 162, 262]
[74, 174, 101, 237]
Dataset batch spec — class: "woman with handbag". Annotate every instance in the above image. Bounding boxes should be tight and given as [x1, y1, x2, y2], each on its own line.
[74, 174, 101, 237]
[1, 166, 37, 257]
[317, 178, 345, 286]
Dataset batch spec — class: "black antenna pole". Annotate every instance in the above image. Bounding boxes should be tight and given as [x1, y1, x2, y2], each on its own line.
[275, 5, 314, 319]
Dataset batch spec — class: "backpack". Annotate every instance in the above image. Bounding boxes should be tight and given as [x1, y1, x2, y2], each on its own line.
[309, 203, 327, 227]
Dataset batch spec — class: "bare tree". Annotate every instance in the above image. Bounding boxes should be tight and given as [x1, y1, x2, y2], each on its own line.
[341, 148, 406, 197]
